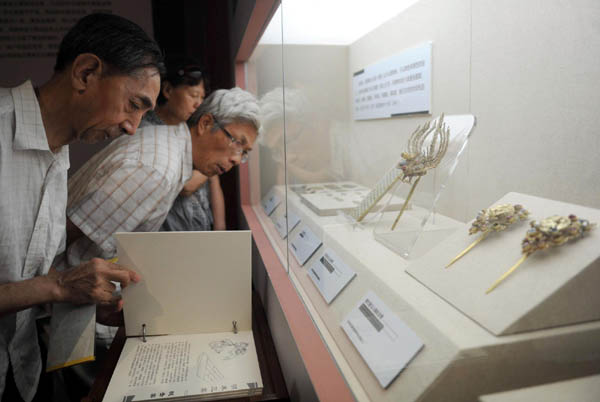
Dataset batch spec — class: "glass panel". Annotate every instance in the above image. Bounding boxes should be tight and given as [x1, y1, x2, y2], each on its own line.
[248, 1, 600, 401]
[246, 4, 289, 273]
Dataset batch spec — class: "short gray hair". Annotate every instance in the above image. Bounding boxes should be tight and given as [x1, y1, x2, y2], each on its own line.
[187, 87, 260, 133]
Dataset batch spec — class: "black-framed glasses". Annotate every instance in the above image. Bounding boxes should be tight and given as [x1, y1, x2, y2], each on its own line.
[214, 119, 249, 163]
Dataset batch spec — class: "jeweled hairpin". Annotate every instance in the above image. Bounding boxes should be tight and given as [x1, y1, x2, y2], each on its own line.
[445, 203, 529, 268]
[390, 114, 449, 230]
[486, 214, 595, 294]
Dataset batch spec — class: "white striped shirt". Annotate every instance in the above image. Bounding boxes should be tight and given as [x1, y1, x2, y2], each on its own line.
[0, 81, 69, 402]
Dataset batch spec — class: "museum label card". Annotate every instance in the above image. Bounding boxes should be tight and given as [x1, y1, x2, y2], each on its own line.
[341, 291, 424, 388]
[308, 248, 357, 304]
[289, 225, 322, 266]
[274, 210, 301, 239]
[261, 190, 281, 216]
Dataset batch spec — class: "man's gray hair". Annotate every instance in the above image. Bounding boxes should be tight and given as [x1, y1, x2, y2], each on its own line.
[187, 87, 260, 132]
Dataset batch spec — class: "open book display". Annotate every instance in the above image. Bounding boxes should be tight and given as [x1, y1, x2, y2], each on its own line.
[102, 231, 262, 402]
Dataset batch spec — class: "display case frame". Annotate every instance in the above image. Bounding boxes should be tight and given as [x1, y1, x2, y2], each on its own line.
[240, 1, 600, 401]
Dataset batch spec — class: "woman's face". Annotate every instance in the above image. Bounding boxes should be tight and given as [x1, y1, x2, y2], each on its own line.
[163, 81, 206, 123]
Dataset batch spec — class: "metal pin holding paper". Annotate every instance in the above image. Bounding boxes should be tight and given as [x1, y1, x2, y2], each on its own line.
[485, 215, 595, 294]
[445, 204, 529, 268]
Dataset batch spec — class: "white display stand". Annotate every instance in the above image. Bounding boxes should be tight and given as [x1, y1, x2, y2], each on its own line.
[252, 187, 600, 402]
[479, 374, 600, 402]
[373, 114, 476, 259]
[407, 192, 600, 335]
[294, 181, 408, 217]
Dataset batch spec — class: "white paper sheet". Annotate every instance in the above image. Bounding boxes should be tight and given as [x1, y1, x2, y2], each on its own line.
[103, 331, 262, 402]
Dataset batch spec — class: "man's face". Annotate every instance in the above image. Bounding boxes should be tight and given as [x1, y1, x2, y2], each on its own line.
[75, 68, 160, 143]
[192, 118, 257, 177]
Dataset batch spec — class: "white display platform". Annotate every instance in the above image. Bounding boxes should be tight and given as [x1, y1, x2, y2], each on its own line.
[295, 181, 407, 217]
[253, 188, 600, 402]
[479, 374, 600, 402]
[407, 192, 600, 335]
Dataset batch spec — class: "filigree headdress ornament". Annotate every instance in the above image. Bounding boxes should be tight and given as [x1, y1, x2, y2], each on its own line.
[446, 204, 529, 268]
[390, 114, 449, 230]
[486, 215, 595, 294]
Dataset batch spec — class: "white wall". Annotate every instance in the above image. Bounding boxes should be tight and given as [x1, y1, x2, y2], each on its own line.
[347, 0, 600, 220]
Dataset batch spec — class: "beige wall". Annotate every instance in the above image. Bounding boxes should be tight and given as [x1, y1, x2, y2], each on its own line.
[251, 0, 600, 221]
[350, 0, 600, 220]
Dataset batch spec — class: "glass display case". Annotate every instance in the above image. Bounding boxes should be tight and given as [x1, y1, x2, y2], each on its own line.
[241, 1, 600, 401]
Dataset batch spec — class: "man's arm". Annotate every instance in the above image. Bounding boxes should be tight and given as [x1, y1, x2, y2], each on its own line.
[209, 176, 226, 230]
[0, 258, 139, 317]
[181, 170, 208, 197]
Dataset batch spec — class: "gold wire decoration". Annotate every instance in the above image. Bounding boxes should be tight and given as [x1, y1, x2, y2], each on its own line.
[390, 114, 450, 230]
[445, 203, 529, 268]
[486, 215, 595, 294]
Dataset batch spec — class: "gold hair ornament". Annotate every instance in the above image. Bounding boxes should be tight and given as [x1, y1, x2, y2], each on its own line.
[486, 214, 595, 294]
[446, 203, 529, 268]
[390, 114, 449, 230]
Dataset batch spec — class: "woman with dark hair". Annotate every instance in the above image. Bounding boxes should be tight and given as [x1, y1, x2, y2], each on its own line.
[142, 56, 226, 231]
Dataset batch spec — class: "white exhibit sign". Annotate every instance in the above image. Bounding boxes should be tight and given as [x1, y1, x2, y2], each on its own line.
[261, 189, 281, 216]
[341, 291, 424, 388]
[274, 210, 301, 239]
[308, 249, 357, 304]
[289, 225, 322, 266]
[353, 42, 432, 120]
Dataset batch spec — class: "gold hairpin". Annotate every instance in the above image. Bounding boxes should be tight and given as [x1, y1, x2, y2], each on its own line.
[486, 215, 595, 294]
[446, 203, 529, 268]
[390, 114, 449, 230]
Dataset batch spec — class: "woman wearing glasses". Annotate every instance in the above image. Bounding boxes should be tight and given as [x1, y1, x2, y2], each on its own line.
[142, 56, 226, 231]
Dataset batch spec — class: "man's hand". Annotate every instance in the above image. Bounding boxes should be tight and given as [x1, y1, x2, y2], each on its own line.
[49, 258, 141, 308]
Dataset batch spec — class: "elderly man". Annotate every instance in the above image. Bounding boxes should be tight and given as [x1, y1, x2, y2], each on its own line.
[65, 87, 259, 269]
[0, 13, 163, 402]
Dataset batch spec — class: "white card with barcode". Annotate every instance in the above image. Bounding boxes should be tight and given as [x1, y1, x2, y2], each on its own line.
[289, 225, 322, 266]
[308, 249, 356, 304]
[341, 291, 424, 388]
[274, 210, 301, 239]
[261, 190, 281, 216]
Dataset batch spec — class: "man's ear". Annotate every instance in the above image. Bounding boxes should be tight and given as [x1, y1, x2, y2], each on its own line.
[71, 53, 103, 93]
[196, 114, 213, 136]
[162, 82, 172, 100]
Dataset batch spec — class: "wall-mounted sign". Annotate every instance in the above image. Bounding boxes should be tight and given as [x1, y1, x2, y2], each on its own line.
[353, 42, 432, 120]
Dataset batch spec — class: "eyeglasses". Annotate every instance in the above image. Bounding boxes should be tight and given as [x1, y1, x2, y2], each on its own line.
[214, 119, 249, 163]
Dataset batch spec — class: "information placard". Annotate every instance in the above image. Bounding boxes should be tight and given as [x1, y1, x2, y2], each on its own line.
[274, 211, 301, 239]
[289, 225, 322, 266]
[353, 42, 432, 120]
[341, 291, 423, 388]
[261, 189, 281, 216]
[308, 249, 357, 304]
